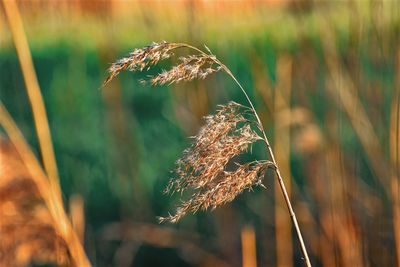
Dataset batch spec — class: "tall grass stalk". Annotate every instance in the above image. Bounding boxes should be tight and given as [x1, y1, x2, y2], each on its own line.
[391, 50, 400, 267]
[2, 1, 91, 265]
[104, 41, 312, 266]
[2, 0, 62, 203]
[274, 55, 294, 267]
[241, 225, 257, 267]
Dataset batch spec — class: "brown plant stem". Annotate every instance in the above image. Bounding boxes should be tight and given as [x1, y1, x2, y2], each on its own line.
[69, 194, 86, 245]
[241, 225, 258, 267]
[391, 50, 400, 267]
[2, 0, 63, 218]
[274, 55, 294, 267]
[173, 43, 312, 267]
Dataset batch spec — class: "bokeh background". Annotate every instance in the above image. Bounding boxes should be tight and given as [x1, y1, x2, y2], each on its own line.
[0, 1, 399, 266]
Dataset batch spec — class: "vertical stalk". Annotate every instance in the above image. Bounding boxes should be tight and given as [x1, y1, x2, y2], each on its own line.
[274, 55, 294, 267]
[2, 0, 63, 216]
[391, 50, 400, 267]
[241, 225, 258, 267]
[2, 2, 90, 265]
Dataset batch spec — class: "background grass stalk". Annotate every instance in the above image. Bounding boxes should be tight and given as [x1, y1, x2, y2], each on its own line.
[241, 225, 257, 267]
[2, 0, 63, 217]
[274, 54, 294, 267]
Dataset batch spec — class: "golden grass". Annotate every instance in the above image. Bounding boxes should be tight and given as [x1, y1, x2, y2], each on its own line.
[274, 54, 293, 267]
[1, 0, 90, 265]
[390, 49, 400, 267]
[2, 0, 62, 204]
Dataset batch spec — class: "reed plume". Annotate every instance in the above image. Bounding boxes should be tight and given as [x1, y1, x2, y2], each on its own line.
[161, 101, 272, 222]
[104, 41, 312, 266]
[148, 55, 221, 85]
[166, 102, 262, 194]
[103, 41, 176, 85]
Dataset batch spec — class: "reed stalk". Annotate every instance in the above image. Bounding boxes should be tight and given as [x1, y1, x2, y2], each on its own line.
[2, 0, 62, 207]
[104, 41, 312, 266]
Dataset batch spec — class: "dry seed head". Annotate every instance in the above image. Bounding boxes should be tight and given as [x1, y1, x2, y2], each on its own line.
[103, 41, 176, 85]
[103, 41, 222, 87]
[103, 43, 273, 225]
[159, 161, 272, 223]
[160, 102, 272, 223]
[165, 102, 259, 194]
[149, 55, 221, 85]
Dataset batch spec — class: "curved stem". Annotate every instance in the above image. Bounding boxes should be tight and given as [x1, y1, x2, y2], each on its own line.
[224, 66, 312, 267]
[174, 43, 312, 267]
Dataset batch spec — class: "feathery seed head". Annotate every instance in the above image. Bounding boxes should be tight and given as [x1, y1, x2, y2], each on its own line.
[160, 102, 271, 223]
[103, 41, 176, 86]
[103, 41, 222, 87]
[148, 55, 221, 85]
[159, 161, 272, 223]
[103, 42, 273, 224]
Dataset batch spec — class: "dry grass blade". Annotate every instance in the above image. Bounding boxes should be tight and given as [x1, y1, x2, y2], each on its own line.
[2, 0, 63, 222]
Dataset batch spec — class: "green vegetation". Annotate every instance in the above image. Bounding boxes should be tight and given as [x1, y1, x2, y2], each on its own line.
[1, 1, 399, 266]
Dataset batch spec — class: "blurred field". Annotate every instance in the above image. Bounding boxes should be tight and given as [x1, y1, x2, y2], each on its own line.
[0, 1, 399, 266]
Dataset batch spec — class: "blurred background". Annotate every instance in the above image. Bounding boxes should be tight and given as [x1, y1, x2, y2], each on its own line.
[0, 0, 399, 266]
